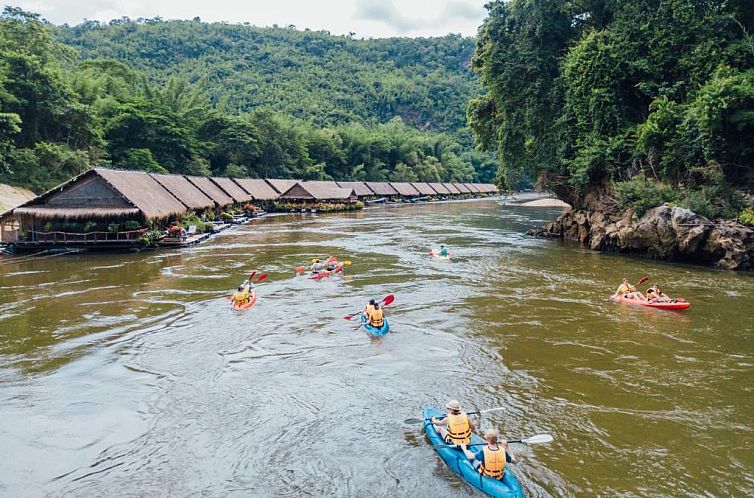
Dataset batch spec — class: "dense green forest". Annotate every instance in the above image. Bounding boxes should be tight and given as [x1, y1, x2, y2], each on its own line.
[0, 8, 495, 193]
[470, 0, 754, 218]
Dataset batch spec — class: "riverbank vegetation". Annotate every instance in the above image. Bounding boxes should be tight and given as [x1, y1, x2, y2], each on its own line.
[470, 0, 754, 219]
[0, 8, 495, 194]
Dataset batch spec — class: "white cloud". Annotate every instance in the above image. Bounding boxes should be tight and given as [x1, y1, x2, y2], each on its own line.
[6, 0, 487, 37]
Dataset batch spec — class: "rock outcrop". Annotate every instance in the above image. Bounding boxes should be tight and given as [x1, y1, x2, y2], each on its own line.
[528, 204, 754, 270]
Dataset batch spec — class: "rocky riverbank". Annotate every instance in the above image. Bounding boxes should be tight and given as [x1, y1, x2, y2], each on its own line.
[528, 204, 754, 270]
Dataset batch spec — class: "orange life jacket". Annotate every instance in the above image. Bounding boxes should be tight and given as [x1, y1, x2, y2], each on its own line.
[445, 412, 471, 445]
[370, 308, 384, 327]
[478, 446, 506, 479]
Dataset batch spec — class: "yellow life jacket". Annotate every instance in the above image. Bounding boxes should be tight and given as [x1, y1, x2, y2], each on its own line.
[646, 288, 657, 298]
[232, 291, 247, 303]
[617, 284, 630, 295]
[478, 446, 506, 479]
[370, 308, 384, 327]
[446, 412, 471, 445]
[365, 304, 375, 317]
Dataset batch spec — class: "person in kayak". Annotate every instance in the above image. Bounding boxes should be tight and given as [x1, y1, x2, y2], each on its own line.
[364, 299, 376, 319]
[231, 285, 249, 306]
[615, 278, 643, 299]
[431, 399, 475, 449]
[439, 244, 448, 257]
[463, 428, 516, 480]
[368, 303, 384, 328]
[646, 284, 671, 303]
[310, 259, 325, 274]
[325, 259, 338, 271]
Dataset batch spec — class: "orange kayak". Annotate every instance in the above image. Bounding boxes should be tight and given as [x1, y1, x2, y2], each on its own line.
[308, 262, 344, 279]
[232, 291, 257, 310]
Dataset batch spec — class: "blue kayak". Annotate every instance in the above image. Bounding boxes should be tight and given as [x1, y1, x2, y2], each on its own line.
[361, 314, 390, 336]
[423, 406, 525, 498]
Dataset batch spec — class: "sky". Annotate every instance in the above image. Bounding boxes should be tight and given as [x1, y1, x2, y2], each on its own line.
[6, 0, 490, 38]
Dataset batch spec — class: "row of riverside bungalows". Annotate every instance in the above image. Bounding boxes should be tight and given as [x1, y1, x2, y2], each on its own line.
[0, 168, 498, 246]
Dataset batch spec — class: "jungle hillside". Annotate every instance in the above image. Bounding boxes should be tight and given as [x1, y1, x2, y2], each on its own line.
[470, 0, 754, 220]
[0, 7, 495, 193]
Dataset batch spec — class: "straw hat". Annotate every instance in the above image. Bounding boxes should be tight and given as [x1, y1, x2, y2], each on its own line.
[446, 399, 461, 411]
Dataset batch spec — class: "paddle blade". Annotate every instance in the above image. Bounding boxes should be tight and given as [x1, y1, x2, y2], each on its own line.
[637, 275, 650, 286]
[521, 434, 553, 444]
[478, 406, 506, 415]
[343, 261, 352, 265]
[256, 273, 268, 282]
[344, 315, 354, 320]
[327, 256, 336, 262]
[382, 294, 395, 306]
[295, 266, 305, 273]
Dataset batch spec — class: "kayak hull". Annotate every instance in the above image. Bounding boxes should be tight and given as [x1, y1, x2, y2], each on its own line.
[361, 314, 390, 336]
[422, 406, 524, 498]
[611, 294, 690, 310]
[429, 250, 451, 260]
[233, 292, 257, 310]
[309, 262, 344, 279]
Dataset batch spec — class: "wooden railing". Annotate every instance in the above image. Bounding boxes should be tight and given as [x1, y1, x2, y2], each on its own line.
[25, 229, 146, 244]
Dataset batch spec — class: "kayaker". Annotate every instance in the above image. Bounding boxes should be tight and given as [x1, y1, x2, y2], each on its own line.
[463, 428, 516, 480]
[364, 299, 376, 319]
[646, 284, 671, 303]
[368, 303, 384, 328]
[311, 259, 325, 273]
[615, 278, 643, 299]
[231, 285, 249, 306]
[439, 244, 448, 257]
[431, 399, 475, 449]
[241, 279, 255, 294]
[325, 258, 338, 271]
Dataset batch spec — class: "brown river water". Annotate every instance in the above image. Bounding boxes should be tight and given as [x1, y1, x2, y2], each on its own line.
[1, 199, 752, 497]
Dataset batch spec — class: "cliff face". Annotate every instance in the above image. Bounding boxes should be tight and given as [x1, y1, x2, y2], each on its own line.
[529, 204, 754, 270]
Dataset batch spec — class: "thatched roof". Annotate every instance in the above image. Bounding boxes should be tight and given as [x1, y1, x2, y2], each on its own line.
[336, 181, 374, 197]
[442, 183, 462, 194]
[364, 182, 398, 196]
[95, 168, 187, 219]
[212, 177, 252, 203]
[150, 173, 214, 210]
[454, 183, 472, 193]
[0, 184, 35, 213]
[390, 182, 421, 196]
[186, 176, 234, 206]
[234, 178, 280, 201]
[464, 183, 481, 193]
[478, 183, 499, 193]
[279, 182, 355, 201]
[428, 183, 451, 194]
[14, 206, 141, 220]
[411, 182, 437, 195]
[266, 179, 300, 194]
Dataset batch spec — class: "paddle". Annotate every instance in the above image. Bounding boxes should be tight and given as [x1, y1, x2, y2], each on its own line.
[435, 434, 553, 448]
[403, 406, 506, 424]
[344, 294, 395, 320]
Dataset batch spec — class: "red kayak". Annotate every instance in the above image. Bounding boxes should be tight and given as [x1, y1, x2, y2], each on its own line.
[308, 262, 344, 279]
[611, 294, 690, 310]
[232, 291, 257, 310]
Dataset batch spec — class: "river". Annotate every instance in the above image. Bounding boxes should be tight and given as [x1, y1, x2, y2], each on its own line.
[1, 199, 752, 497]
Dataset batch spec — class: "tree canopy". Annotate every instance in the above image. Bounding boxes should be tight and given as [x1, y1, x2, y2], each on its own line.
[0, 9, 494, 193]
[470, 0, 754, 217]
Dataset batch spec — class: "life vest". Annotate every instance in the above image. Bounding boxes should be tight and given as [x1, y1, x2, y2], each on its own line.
[445, 412, 471, 445]
[478, 446, 506, 479]
[370, 308, 384, 327]
[646, 287, 657, 298]
[232, 291, 247, 303]
[440, 248, 448, 256]
[365, 304, 375, 317]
